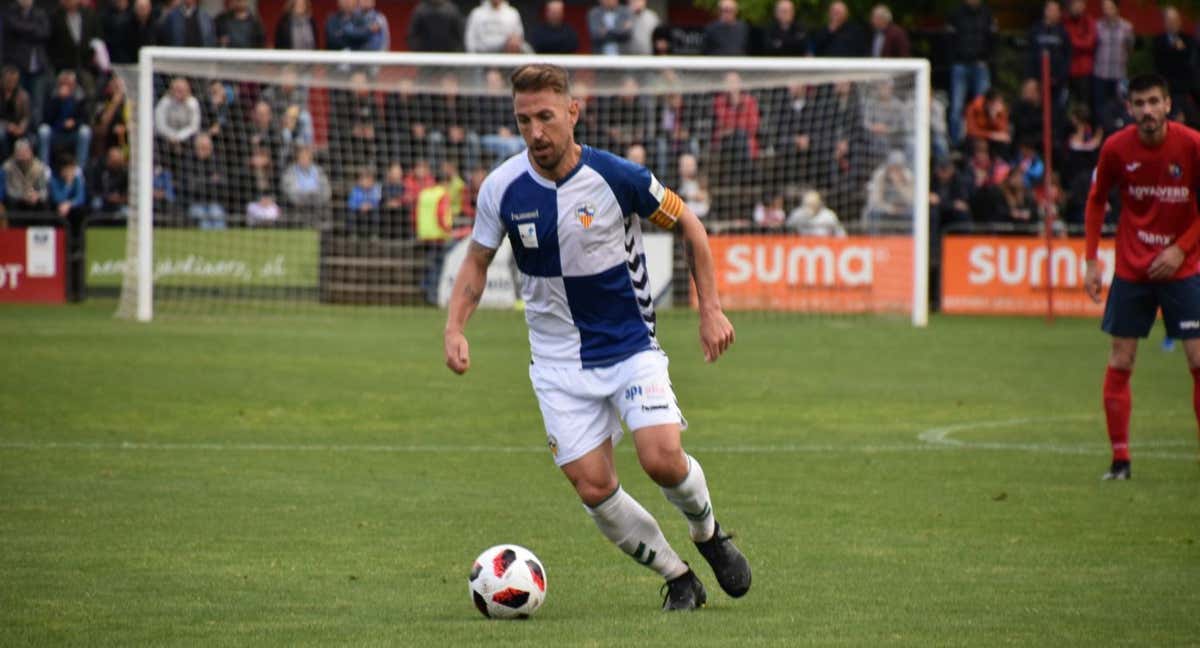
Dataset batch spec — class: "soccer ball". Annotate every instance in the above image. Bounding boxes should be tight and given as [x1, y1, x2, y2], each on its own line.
[468, 544, 546, 619]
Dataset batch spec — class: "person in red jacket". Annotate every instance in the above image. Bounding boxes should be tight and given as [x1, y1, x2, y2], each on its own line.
[1083, 73, 1200, 481]
[1064, 0, 1097, 111]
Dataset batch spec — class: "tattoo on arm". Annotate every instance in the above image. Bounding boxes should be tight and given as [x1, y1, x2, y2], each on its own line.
[462, 281, 482, 305]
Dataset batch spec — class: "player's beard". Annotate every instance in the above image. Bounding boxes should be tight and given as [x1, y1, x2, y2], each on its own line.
[1138, 115, 1164, 139]
[530, 140, 563, 174]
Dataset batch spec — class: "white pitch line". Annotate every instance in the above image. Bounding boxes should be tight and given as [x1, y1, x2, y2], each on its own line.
[0, 417, 1194, 459]
[918, 416, 1198, 461]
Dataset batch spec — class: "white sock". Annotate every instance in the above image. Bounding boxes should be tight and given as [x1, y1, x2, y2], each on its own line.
[585, 486, 688, 580]
[661, 454, 716, 542]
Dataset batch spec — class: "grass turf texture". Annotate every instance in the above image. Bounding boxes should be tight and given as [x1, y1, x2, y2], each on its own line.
[1, 302, 1198, 646]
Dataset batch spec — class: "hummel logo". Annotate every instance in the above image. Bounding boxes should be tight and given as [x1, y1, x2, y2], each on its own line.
[1125, 162, 1141, 172]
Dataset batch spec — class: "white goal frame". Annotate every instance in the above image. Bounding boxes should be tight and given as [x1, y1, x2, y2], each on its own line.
[133, 47, 930, 325]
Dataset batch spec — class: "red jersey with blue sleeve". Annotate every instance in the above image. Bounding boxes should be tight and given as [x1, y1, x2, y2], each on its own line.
[1085, 122, 1200, 281]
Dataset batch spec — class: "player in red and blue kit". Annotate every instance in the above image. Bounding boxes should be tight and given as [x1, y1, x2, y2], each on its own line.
[1084, 73, 1200, 480]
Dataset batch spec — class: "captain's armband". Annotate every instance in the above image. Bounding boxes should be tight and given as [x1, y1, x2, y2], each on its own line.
[647, 188, 684, 230]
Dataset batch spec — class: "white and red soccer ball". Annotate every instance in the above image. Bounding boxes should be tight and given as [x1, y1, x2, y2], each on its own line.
[468, 544, 547, 619]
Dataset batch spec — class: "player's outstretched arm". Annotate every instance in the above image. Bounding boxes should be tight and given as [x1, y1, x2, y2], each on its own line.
[676, 207, 735, 363]
[444, 241, 498, 375]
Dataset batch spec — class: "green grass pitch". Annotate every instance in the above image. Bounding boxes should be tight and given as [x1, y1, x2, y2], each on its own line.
[2, 302, 1198, 646]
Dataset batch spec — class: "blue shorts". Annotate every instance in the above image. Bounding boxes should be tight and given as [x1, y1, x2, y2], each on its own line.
[1102, 275, 1200, 339]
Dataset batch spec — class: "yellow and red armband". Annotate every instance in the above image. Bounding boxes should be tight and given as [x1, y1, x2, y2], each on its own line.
[647, 188, 684, 230]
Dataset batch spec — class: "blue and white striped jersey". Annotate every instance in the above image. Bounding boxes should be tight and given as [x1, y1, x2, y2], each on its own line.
[472, 146, 683, 369]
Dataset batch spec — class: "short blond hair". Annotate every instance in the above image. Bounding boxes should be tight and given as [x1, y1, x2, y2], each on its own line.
[510, 64, 571, 97]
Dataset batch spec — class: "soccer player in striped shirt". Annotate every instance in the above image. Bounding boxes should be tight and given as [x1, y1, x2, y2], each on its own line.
[1084, 73, 1200, 480]
[443, 64, 749, 610]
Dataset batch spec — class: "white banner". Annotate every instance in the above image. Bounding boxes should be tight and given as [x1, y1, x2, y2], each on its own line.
[26, 227, 56, 278]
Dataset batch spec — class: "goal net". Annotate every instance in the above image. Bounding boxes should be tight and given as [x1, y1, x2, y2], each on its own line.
[117, 50, 929, 324]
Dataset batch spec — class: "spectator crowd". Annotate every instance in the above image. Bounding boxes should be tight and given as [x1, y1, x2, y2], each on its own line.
[0, 0, 1187, 247]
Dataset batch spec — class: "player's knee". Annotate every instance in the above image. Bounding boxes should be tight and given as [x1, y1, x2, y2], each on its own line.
[572, 475, 619, 507]
[637, 443, 687, 486]
[1108, 342, 1137, 370]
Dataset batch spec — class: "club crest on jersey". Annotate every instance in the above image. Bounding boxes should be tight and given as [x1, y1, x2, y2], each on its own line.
[1169, 163, 1182, 178]
[575, 203, 597, 229]
[547, 434, 558, 457]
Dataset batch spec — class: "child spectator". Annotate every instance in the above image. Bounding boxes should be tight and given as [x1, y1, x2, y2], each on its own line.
[1012, 138, 1045, 189]
[49, 153, 86, 219]
[786, 190, 846, 236]
[382, 161, 407, 234]
[347, 165, 381, 233]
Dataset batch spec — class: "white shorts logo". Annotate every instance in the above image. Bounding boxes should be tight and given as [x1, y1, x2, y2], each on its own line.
[1180, 320, 1200, 330]
[518, 222, 539, 249]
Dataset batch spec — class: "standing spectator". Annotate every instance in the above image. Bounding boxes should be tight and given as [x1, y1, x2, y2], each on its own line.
[812, 1, 867, 57]
[3, 138, 47, 211]
[38, 70, 91, 172]
[360, 0, 390, 52]
[964, 88, 1012, 155]
[90, 74, 128, 158]
[588, 0, 632, 56]
[200, 79, 238, 163]
[157, 0, 217, 48]
[476, 68, 524, 164]
[274, 0, 319, 50]
[102, 0, 138, 65]
[1026, 1, 1070, 120]
[129, 0, 159, 54]
[407, 0, 465, 53]
[0, 66, 32, 161]
[626, 0, 660, 56]
[1092, 0, 1133, 119]
[280, 144, 331, 216]
[216, 0, 265, 49]
[465, 0, 526, 54]
[530, 0, 578, 55]
[247, 100, 283, 172]
[862, 80, 910, 160]
[181, 133, 227, 230]
[1010, 78, 1046, 149]
[332, 70, 381, 169]
[712, 71, 760, 200]
[592, 75, 653, 154]
[946, 0, 996, 144]
[869, 4, 909, 57]
[48, 0, 103, 95]
[1063, 0, 1097, 112]
[1152, 6, 1197, 125]
[703, 0, 750, 56]
[325, 0, 369, 52]
[757, 0, 808, 57]
[773, 82, 822, 188]
[428, 73, 478, 169]
[4, 0, 52, 127]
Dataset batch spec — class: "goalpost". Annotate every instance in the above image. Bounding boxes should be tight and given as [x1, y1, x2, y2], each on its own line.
[120, 48, 929, 325]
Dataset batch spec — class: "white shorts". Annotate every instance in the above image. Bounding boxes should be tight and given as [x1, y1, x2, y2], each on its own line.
[529, 350, 687, 466]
